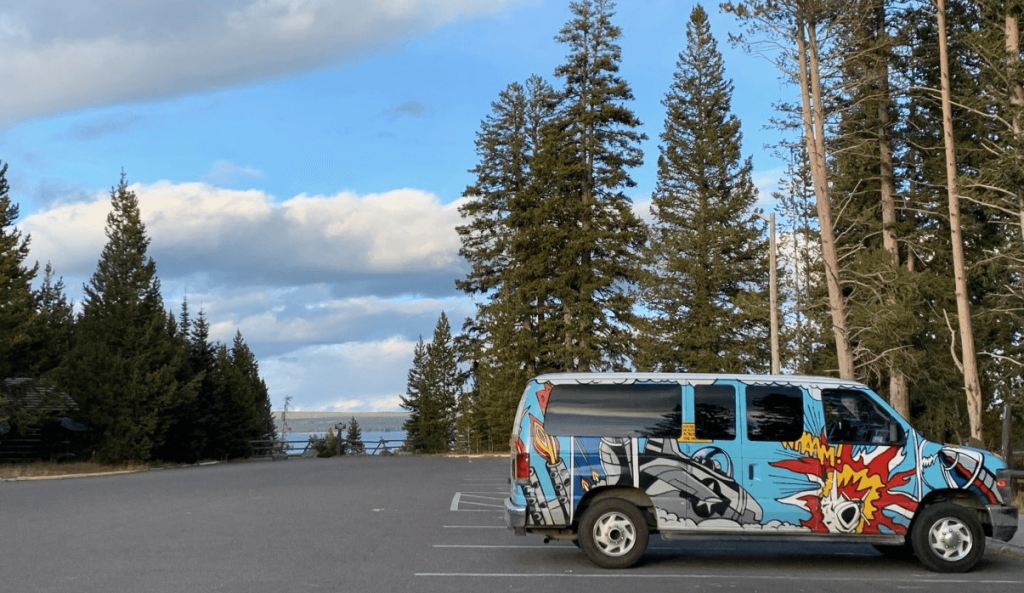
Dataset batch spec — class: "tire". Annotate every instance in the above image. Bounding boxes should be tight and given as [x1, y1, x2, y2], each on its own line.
[577, 498, 649, 569]
[872, 540, 914, 559]
[911, 502, 986, 573]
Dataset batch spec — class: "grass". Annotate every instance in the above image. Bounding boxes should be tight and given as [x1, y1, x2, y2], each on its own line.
[0, 460, 155, 480]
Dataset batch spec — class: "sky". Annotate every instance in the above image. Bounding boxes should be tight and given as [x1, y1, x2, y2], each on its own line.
[0, 0, 794, 413]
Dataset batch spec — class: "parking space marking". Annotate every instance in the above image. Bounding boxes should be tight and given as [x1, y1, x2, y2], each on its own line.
[450, 492, 506, 511]
[442, 525, 506, 529]
[414, 573, 1024, 585]
[434, 544, 575, 549]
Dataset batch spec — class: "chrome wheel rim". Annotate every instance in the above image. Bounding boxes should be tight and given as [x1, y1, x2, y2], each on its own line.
[927, 517, 973, 561]
[592, 511, 636, 557]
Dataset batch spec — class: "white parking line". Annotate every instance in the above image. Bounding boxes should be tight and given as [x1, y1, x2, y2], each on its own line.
[434, 544, 574, 549]
[432, 544, 723, 551]
[451, 492, 506, 511]
[457, 500, 503, 509]
[414, 573, 1024, 585]
[459, 494, 505, 501]
[442, 525, 506, 529]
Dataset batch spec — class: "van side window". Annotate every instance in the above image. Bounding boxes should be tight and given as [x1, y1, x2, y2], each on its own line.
[694, 384, 736, 440]
[822, 388, 904, 445]
[543, 383, 681, 438]
[746, 385, 803, 442]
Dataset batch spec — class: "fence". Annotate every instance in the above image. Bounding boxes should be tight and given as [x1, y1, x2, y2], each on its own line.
[249, 437, 405, 458]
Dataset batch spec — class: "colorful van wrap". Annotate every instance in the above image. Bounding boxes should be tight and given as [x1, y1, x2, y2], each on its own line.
[506, 373, 1016, 571]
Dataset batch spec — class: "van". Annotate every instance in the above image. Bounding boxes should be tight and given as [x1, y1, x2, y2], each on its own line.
[503, 373, 1018, 572]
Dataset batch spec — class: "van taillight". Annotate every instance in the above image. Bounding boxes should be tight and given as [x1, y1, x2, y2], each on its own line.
[996, 468, 1013, 503]
[514, 452, 530, 485]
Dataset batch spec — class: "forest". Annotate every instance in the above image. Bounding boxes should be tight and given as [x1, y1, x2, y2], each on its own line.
[0, 170, 275, 463]
[403, 0, 1024, 456]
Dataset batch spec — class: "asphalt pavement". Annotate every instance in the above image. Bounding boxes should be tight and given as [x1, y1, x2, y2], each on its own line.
[2, 457, 1023, 593]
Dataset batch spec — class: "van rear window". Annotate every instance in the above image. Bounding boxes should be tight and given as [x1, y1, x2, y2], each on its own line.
[543, 383, 682, 438]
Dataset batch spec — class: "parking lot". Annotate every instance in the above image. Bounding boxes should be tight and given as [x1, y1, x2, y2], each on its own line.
[2, 456, 1023, 593]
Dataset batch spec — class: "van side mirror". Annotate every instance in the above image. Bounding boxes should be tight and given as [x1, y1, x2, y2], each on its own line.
[889, 421, 904, 444]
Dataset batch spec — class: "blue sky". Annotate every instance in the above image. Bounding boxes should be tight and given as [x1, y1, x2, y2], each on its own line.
[1, 0, 792, 412]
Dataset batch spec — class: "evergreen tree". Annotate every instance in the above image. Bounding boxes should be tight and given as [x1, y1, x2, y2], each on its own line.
[346, 416, 365, 454]
[155, 299, 207, 462]
[636, 5, 768, 373]
[231, 331, 275, 449]
[29, 263, 74, 378]
[773, 144, 832, 375]
[59, 175, 192, 462]
[401, 336, 428, 450]
[457, 77, 559, 451]
[540, 0, 646, 370]
[401, 312, 461, 453]
[0, 161, 39, 382]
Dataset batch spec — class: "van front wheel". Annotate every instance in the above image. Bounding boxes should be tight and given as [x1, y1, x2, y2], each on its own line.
[911, 502, 985, 573]
[578, 499, 649, 569]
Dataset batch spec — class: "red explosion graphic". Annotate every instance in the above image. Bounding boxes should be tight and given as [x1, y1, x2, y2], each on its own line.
[771, 430, 918, 534]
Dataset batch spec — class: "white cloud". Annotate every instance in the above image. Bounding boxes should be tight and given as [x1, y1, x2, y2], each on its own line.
[262, 337, 418, 411]
[753, 166, 786, 208]
[0, 0, 531, 126]
[19, 179, 474, 410]
[21, 181, 465, 284]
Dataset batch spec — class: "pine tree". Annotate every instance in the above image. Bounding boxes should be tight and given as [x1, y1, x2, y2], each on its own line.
[0, 161, 39, 382]
[401, 313, 462, 453]
[230, 331, 275, 450]
[636, 5, 768, 373]
[346, 416, 365, 454]
[457, 76, 560, 451]
[541, 0, 646, 370]
[155, 299, 207, 462]
[59, 175, 192, 462]
[30, 263, 74, 378]
[773, 144, 832, 375]
[401, 337, 428, 450]
[724, 0, 857, 378]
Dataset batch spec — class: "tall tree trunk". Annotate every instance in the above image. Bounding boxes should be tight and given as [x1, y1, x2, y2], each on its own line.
[937, 0, 984, 444]
[873, 1, 910, 419]
[797, 16, 855, 379]
[1008, 11, 1024, 243]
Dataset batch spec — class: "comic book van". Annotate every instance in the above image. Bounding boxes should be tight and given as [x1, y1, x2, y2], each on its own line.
[504, 373, 1018, 572]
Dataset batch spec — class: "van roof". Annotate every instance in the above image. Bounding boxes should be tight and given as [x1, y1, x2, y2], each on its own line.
[532, 372, 868, 388]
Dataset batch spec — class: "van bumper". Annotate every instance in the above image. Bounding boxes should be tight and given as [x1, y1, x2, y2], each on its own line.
[505, 497, 527, 535]
[986, 504, 1019, 541]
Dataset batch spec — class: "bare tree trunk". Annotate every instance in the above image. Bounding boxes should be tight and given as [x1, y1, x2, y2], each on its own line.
[873, 2, 910, 419]
[796, 16, 855, 379]
[1010, 12, 1023, 138]
[937, 0, 984, 444]
[1008, 12, 1024, 244]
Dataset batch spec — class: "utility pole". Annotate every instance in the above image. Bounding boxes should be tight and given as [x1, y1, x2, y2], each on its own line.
[759, 212, 781, 374]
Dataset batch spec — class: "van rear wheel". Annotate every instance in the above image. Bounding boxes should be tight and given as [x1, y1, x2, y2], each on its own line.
[578, 498, 649, 569]
[911, 502, 985, 573]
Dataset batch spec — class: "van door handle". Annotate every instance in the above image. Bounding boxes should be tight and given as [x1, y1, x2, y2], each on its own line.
[748, 463, 756, 481]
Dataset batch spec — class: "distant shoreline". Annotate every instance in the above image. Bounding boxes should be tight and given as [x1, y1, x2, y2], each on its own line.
[272, 411, 408, 433]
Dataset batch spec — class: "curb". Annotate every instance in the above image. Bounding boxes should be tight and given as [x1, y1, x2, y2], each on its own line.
[0, 461, 220, 482]
[2, 469, 149, 482]
[988, 540, 1024, 560]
